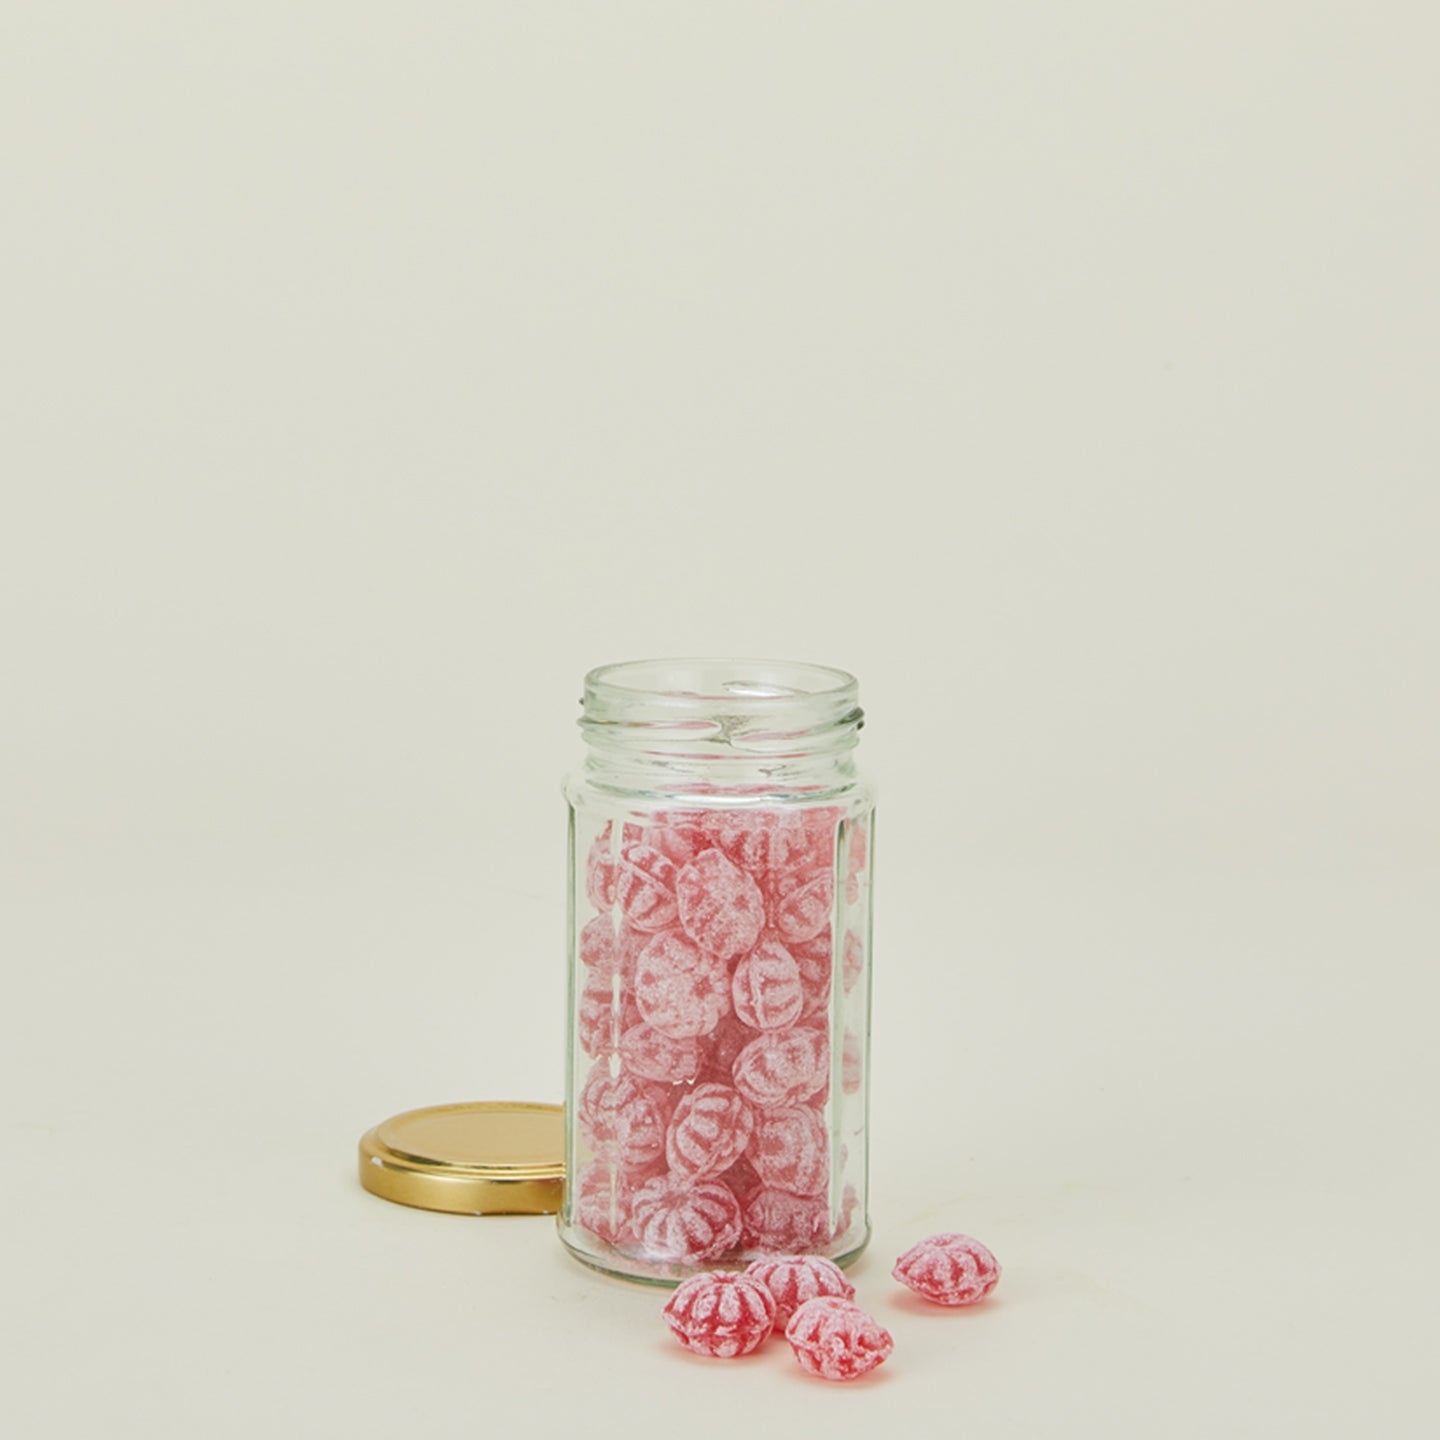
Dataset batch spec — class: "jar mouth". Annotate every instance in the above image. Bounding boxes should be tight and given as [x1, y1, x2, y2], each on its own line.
[580, 658, 862, 760]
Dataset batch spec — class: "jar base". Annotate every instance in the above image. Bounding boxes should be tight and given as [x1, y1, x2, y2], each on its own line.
[556, 1219, 873, 1288]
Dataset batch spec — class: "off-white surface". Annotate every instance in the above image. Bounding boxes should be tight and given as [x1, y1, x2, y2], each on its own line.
[2, 6, 1437, 1436]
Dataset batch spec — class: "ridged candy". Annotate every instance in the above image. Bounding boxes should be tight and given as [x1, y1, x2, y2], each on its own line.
[666, 1083, 755, 1181]
[744, 1255, 854, 1327]
[770, 868, 834, 945]
[742, 1188, 830, 1252]
[731, 935, 804, 1030]
[731, 1027, 828, 1109]
[630, 1177, 743, 1263]
[615, 843, 681, 932]
[746, 1105, 828, 1197]
[892, 1233, 1001, 1306]
[635, 931, 731, 1039]
[663, 1271, 776, 1358]
[785, 1296, 893, 1381]
[576, 1066, 669, 1168]
[675, 848, 767, 961]
[619, 1022, 706, 1084]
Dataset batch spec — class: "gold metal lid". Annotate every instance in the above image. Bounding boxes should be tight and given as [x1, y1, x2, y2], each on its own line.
[359, 1101, 565, 1215]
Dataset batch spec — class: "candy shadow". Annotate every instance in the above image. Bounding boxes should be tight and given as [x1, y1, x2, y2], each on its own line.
[885, 1290, 1004, 1320]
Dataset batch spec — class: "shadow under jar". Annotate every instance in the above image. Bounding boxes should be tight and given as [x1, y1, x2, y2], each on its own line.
[559, 659, 875, 1285]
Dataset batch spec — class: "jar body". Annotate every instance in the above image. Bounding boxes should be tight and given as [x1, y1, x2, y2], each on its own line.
[558, 660, 874, 1285]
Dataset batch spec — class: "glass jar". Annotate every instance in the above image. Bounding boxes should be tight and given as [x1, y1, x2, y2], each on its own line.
[558, 659, 875, 1284]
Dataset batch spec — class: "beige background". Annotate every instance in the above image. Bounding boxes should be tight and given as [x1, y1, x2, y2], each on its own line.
[2, 4, 1436, 1435]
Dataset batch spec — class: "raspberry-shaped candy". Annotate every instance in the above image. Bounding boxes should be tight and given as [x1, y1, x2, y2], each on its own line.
[675, 849, 766, 961]
[744, 1255, 854, 1328]
[893, 1233, 1001, 1306]
[615, 843, 681, 932]
[785, 1296, 893, 1381]
[663, 1271, 777, 1358]
[731, 1027, 828, 1109]
[666, 1083, 755, 1181]
[635, 930, 731, 1039]
[576, 1066, 669, 1169]
[619, 1022, 705, 1084]
[585, 825, 618, 911]
[637, 822, 706, 869]
[747, 1105, 828, 1197]
[742, 1188, 830, 1252]
[630, 1177, 743, 1263]
[577, 975, 641, 1058]
[731, 935, 804, 1031]
[770, 868, 834, 946]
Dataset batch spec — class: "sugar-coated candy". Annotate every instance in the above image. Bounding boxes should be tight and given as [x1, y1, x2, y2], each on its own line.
[731, 935, 805, 1031]
[585, 825, 618, 911]
[731, 1027, 829, 1110]
[663, 1271, 776, 1358]
[842, 928, 865, 993]
[770, 868, 834, 946]
[744, 1255, 855, 1328]
[630, 1177, 744, 1263]
[638, 822, 707, 869]
[892, 1233, 1001, 1306]
[666, 1084, 755, 1181]
[675, 848, 767, 961]
[635, 931, 732, 1039]
[578, 974, 641, 1058]
[619, 1022, 706, 1084]
[788, 927, 833, 1021]
[572, 1160, 654, 1247]
[703, 809, 822, 879]
[785, 1297, 893, 1381]
[577, 1066, 669, 1169]
[578, 915, 648, 984]
[747, 1105, 828, 1197]
[615, 843, 681, 932]
[743, 1188, 830, 1252]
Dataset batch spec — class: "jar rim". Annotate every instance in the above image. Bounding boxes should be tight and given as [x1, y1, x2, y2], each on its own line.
[584, 657, 858, 713]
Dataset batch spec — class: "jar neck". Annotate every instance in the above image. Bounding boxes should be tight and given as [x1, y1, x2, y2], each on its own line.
[578, 659, 863, 798]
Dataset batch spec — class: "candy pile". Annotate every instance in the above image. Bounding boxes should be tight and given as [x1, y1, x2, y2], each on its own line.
[573, 805, 870, 1268]
[661, 1235, 1000, 1381]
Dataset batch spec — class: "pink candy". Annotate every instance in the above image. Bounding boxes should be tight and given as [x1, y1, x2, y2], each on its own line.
[630, 1176, 744, 1263]
[634, 930, 731, 1039]
[663, 1272, 776, 1358]
[731, 1027, 829, 1109]
[785, 1296, 893, 1381]
[666, 1084, 755, 1182]
[742, 1187, 831, 1252]
[771, 868, 834, 945]
[675, 848, 767, 960]
[615, 843, 681, 932]
[744, 1255, 854, 1328]
[747, 1105, 828, 1197]
[730, 935, 805, 1031]
[577, 1066, 670, 1169]
[892, 1233, 1001, 1306]
[619, 1022, 706, 1085]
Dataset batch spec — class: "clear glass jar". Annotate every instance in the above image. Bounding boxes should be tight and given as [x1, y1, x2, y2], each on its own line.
[558, 659, 874, 1284]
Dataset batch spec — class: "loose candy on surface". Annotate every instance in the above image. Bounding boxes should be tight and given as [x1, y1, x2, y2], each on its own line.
[615, 843, 682, 932]
[785, 1296, 893, 1381]
[744, 1255, 855, 1328]
[662, 1272, 777, 1359]
[892, 1233, 1001, 1306]
[674, 848, 767, 961]
[634, 930, 732, 1039]
[576, 1065, 670, 1169]
[770, 868, 834, 946]
[666, 1084, 756, 1181]
[619, 1022, 706, 1085]
[746, 1105, 829, 1197]
[742, 1188, 831, 1253]
[730, 935, 805, 1031]
[630, 1177, 744, 1263]
[731, 1027, 829, 1110]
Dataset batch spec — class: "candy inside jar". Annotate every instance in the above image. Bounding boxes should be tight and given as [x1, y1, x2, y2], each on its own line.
[560, 661, 874, 1285]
